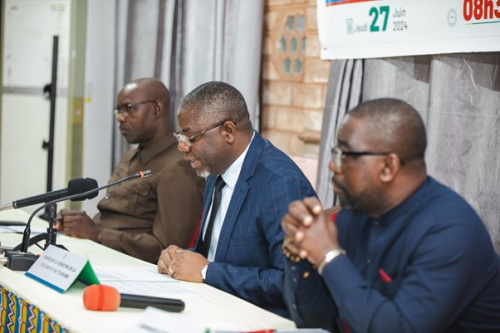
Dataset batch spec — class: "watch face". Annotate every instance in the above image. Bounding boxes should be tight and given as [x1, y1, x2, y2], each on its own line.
[447, 8, 457, 27]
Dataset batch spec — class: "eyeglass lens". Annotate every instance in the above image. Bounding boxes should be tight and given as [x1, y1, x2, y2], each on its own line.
[114, 100, 156, 117]
[332, 147, 342, 170]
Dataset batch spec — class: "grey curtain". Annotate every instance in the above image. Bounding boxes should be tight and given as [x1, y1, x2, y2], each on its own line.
[112, 0, 264, 164]
[113, 0, 176, 164]
[317, 54, 500, 252]
[316, 59, 363, 208]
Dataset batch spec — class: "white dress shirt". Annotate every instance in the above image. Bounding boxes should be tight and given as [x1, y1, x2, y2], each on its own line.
[203, 133, 254, 262]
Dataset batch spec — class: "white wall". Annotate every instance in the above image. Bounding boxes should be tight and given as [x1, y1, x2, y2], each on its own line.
[1, 0, 116, 218]
[1, 0, 70, 214]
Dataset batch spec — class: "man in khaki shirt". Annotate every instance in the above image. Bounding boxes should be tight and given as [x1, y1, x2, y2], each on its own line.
[56, 78, 204, 263]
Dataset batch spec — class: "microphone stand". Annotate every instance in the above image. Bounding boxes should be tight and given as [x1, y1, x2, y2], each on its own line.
[5, 170, 152, 271]
[40, 35, 59, 221]
[44, 203, 66, 250]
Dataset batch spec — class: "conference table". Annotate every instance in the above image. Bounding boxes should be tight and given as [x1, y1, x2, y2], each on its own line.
[0, 210, 296, 332]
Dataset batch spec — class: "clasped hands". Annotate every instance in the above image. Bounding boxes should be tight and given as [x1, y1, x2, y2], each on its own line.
[157, 245, 209, 283]
[281, 197, 341, 268]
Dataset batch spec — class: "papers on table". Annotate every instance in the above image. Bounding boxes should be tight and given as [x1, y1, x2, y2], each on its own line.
[125, 307, 208, 333]
[94, 267, 196, 296]
[0, 226, 46, 234]
[95, 267, 175, 282]
[126, 307, 330, 333]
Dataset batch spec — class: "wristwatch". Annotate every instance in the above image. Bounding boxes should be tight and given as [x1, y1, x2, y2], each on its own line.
[317, 249, 346, 275]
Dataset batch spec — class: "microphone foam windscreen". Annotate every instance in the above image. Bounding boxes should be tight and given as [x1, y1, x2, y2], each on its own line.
[83, 284, 121, 311]
[68, 178, 99, 201]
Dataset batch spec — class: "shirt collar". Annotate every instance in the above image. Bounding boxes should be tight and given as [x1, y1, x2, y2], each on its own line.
[137, 133, 177, 164]
[376, 176, 430, 226]
[220, 132, 255, 190]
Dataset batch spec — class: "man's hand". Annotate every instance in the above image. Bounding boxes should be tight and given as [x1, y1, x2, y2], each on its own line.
[158, 245, 182, 275]
[282, 197, 341, 266]
[158, 245, 209, 283]
[56, 209, 101, 242]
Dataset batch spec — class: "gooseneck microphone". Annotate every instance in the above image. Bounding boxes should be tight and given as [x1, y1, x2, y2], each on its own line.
[16, 170, 152, 253]
[9, 170, 151, 252]
[83, 284, 185, 313]
[6, 171, 151, 271]
[0, 178, 99, 211]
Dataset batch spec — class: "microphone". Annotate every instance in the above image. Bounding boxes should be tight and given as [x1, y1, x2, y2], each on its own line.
[83, 284, 185, 313]
[0, 178, 98, 211]
[6, 170, 152, 270]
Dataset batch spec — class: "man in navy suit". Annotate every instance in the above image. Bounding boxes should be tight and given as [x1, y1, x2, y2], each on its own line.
[157, 81, 316, 318]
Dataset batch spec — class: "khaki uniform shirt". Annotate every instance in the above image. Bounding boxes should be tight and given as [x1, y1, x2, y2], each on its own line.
[95, 134, 204, 263]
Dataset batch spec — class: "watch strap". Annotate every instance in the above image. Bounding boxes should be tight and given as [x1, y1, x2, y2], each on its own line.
[317, 249, 346, 275]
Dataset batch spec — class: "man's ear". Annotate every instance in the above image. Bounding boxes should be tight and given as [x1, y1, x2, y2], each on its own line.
[153, 101, 162, 118]
[380, 153, 401, 182]
[222, 121, 237, 143]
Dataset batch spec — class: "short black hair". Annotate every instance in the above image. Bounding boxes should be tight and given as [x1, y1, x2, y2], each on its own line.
[349, 98, 427, 162]
[178, 81, 249, 125]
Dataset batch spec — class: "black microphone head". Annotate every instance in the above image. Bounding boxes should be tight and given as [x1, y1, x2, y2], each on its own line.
[68, 178, 99, 201]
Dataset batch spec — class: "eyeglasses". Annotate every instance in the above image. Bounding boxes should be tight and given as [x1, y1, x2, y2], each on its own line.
[331, 146, 404, 170]
[174, 119, 235, 147]
[114, 100, 156, 117]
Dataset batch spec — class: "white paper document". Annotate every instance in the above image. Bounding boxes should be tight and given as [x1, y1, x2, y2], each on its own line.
[125, 307, 328, 333]
[125, 307, 208, 333]
[94, 267, 196, 296]
[95, 267, 176, 282]
[0, 226, 46, 234]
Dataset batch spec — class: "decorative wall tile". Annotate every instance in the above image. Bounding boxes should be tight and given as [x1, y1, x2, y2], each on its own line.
[304, 58, 331, 83]
[262, 82, 292, 106]
[305, 34, 322, 58]
[292, 83, 323, 108]
[303, 108, 323, 132]
[262, 58, 280, 80]
[261, 0, 330, 160]
[275, 107, 304, 132]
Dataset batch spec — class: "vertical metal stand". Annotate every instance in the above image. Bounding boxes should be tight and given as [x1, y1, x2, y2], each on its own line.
[40, 35, 59, 221]
[44, 203, 58, 249]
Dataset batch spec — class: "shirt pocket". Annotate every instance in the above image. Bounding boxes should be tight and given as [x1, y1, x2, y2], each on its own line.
[378, 278, 399, 299]
[126, 180, 154, 216]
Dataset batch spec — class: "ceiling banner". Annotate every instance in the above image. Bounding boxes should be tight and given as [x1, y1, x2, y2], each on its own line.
[318, 0, 500, 59]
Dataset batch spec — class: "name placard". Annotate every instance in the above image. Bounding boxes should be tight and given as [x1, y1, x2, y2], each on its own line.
[25, 245, 100, 293]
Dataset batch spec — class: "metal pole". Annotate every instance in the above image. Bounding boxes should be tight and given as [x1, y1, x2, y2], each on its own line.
[40, 36, 58, 221]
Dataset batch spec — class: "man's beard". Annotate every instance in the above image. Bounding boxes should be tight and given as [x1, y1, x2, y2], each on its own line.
[334, 181, 356, 211]
[333, 178, 382, 214]
[197, 170, 210, 179]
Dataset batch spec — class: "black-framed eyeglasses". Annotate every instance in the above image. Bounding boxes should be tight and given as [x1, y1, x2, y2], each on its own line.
[331, 146, 405, 170]
[174, 119, 235, 147]
[114, 100, 157, 117]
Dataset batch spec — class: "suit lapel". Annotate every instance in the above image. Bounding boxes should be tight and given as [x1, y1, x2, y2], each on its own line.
[214, 133, 265, 261]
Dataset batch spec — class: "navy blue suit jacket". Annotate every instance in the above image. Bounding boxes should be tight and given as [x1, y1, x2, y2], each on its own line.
[194, 132, 316, 318]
